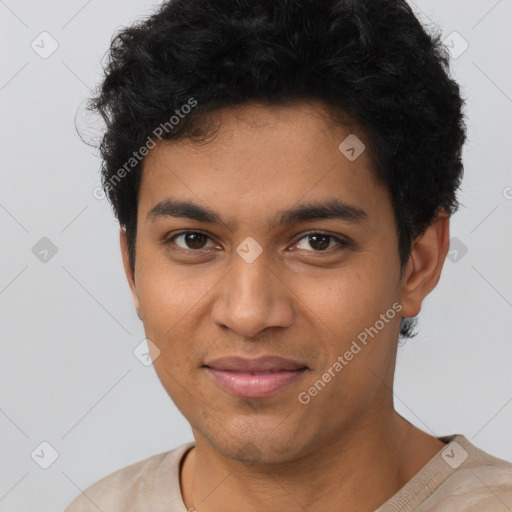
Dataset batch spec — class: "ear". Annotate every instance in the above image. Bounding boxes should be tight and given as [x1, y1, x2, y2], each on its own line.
[399, 208, 451, 319]
[120, 227, 143, 321]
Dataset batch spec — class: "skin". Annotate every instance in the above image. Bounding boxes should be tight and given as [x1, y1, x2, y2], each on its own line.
[120, 100, 450, 512]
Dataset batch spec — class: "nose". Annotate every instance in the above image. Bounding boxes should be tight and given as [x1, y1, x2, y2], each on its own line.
[211, 250, 295, 338]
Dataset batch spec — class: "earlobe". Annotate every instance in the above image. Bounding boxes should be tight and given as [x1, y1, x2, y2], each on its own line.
[119, 228, 143, 321]
[399, 209, 450, 319]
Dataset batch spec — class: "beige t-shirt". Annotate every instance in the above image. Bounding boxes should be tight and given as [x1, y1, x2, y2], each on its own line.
[64, 434, 512, 511]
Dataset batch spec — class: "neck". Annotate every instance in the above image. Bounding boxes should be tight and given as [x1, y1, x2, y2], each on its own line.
[180, 411, 446, 512]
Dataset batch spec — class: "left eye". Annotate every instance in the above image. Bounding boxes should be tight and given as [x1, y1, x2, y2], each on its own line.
[293, 233, 346, 252]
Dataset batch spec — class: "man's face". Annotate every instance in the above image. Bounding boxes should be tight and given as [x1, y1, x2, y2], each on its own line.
[123, 101, 412, 463]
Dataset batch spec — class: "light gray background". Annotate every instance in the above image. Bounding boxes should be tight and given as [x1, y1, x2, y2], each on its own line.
[0, 1, 511, 510]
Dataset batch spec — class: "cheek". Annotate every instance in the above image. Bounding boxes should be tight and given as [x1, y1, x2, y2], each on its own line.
[134, 265, 195, 371]
[294, 264, 400, 376]
[136, 254, 214, 326]
[295, 267, 386, 335]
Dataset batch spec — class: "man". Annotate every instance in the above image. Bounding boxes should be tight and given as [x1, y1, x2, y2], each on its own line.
[65, 0, 512, 510]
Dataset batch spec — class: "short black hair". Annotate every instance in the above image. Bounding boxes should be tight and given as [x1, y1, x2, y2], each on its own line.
[89, 0, 467, 339]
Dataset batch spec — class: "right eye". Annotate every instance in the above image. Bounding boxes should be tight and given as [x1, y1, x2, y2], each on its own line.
[163, 230, 218, 252]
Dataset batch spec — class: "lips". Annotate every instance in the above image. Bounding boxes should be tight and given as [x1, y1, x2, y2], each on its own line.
[203, 355, 308, 373]
[203, 356, 308, 398]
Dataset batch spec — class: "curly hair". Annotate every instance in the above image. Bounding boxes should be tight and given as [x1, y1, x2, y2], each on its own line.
[89, 0, 467, 339]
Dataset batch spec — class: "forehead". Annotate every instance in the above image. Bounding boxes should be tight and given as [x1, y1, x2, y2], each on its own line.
[137, 100, 393, 231]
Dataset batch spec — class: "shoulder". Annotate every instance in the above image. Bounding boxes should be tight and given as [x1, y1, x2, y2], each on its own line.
[63, 442, 194, 512]
[426, 436, 512, 511]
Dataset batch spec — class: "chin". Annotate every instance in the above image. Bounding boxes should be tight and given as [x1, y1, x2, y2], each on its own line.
[206, 429, 307, 465]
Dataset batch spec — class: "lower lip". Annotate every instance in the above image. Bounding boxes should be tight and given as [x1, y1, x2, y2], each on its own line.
[205, 367, 307, 398]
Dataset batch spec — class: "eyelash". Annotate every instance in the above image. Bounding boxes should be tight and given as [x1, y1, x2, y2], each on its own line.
[162, 230, 350, 255]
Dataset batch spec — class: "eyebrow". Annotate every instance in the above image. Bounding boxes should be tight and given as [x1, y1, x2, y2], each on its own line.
[146, 198, 368, 230]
